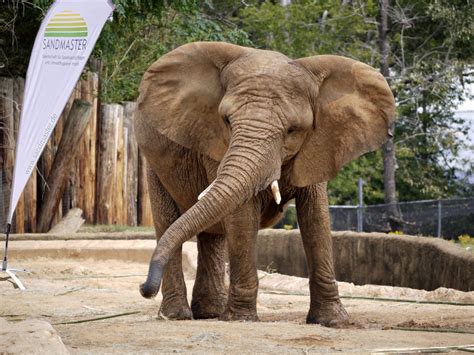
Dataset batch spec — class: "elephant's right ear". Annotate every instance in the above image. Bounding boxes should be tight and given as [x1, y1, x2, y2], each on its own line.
[136, 42, 248, 161]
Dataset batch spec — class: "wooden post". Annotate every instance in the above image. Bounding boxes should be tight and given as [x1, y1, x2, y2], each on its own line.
[67, 82, 83, 213]
[138, 151, 153, 226]
[123, 102, 138, 226]
[13, 77, 25, 233]
[24, 171, 37, 232]
[37, 99, 92, 232]
[114, 107, 125, 224]
[124, 102, 138, 226]
[0, 78, 15, 229]
[96, 104, 122, 224]
[79, 72, 99, 223]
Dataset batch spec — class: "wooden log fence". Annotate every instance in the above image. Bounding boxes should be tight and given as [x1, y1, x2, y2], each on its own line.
[37, 99, 92, 233]
[0, 74, 153, 232]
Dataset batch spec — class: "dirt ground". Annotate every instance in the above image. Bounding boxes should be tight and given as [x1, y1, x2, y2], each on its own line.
[1, 254, 473, 353]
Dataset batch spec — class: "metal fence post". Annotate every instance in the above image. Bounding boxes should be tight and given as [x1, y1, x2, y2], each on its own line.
[437, 199, 442, 238]
[357, 178, 364, 232]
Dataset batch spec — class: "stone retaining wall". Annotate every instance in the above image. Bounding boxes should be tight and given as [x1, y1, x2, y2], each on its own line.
[257, 230, 473, 292]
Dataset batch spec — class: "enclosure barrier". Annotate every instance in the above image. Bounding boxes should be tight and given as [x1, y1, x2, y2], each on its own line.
[257, 229, 473, 292]
[279, 198, 474, 239]
[2, 229, 472, 292]
[329, 198, 474, 239]
[0, 75, 153, 232]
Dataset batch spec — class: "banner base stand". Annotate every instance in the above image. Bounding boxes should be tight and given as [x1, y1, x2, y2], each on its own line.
[2, 223, 29, 290]
[1, 268, 29, 290]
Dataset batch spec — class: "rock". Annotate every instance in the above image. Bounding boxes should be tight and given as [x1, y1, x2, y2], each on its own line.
[48, 208, 85, 234]
[0, 318, 69, 354]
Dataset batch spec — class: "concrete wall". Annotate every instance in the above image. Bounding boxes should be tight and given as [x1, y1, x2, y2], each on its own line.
[257, 230, 473, 292]
[5, 230, 472, 291]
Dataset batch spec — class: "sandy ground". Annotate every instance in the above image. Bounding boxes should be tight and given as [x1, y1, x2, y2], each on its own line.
[1, 252, 473, 353]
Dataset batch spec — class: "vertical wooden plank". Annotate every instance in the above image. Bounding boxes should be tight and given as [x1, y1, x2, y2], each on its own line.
[0, 78, 14, 229]
[10, 76, 36, 232]
[68, 81, 83, 212]
[68, 79, 87, 218]
[13, 77, 25, 233]
[24, 169, 37, 232]
[114, 106, 125, 225]
[138, 151, 153, 226]
[79, 72, 98, 223]
[123, 102, 138, 226]
[96, 104, 122, 224]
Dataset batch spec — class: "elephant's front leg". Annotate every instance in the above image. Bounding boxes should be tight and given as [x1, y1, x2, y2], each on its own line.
[147, 168, 192, 320]
[191, 232, 227, 319]
[296, 183, 348, 326]
[220, 201, 260, 321]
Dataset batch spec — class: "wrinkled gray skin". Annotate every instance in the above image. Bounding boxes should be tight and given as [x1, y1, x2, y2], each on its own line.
[134, 42, 395, 325]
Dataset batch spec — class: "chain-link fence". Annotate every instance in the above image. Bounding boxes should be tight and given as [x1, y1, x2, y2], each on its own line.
[362, 198, 474, 238]
[281, 198, 474, 239]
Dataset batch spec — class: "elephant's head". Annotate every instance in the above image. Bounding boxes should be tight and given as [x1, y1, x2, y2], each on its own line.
[136, 42, 395, 298]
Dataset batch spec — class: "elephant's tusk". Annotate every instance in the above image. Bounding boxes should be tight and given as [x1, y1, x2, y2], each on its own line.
[271, 180, 281, 205]
[198, 180, 215, 200]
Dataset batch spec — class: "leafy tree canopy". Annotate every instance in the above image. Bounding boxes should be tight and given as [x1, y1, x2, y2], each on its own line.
[1, 0, 472, 205]
[236, 0, 473, 204]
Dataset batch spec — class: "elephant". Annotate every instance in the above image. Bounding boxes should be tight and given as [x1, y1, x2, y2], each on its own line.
[134, 41, 395, 326]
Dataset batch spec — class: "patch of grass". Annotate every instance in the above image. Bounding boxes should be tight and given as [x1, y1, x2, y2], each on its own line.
[78, 224, 154, 233]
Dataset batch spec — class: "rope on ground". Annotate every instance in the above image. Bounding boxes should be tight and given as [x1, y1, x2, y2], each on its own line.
[372, 344, 474, 353]
[259, 291, 474, 306]
[53, 311, 141, 325]
[391, 327, 474, 334]
[340, 295, 474, 306]
[54, 286, 87, 296]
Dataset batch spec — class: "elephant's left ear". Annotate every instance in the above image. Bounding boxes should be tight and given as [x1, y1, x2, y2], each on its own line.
[290, 55, 396, 187]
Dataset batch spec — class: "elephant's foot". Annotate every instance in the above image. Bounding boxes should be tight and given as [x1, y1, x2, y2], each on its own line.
[158, 296, 193, 320]
[218, 284, 258, 321]
[219, 307, 258, 322]
[218, 294, 258, 321]
[306, 300, 348, 327]
[191, 295, 227, 319]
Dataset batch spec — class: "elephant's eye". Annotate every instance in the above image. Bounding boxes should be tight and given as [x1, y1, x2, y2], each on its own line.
[287, 126, 297, 134]
[223, 115, 230, 126]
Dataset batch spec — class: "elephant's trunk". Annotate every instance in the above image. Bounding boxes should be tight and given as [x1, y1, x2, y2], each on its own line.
[140, 130, 281, 298]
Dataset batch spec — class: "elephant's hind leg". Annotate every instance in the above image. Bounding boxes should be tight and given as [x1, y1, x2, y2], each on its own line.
[296, 183, 348, 327]
[147, 168, 192, 320]
[191, 232, 227, 319]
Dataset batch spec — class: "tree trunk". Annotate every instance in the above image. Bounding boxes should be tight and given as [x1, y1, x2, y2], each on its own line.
[378, 0, 401, 231]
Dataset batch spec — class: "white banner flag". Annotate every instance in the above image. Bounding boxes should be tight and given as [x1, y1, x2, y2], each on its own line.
[7, 0, 114, 224]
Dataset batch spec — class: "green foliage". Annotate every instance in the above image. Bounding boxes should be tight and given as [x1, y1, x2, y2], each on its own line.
[1, 0, 472, 205]
[0, 1, 45, 76]
[388, 0, 474, 200]
[236, 0, 473, 204]
[98, 6, 251, 102]
[239, 0, 376, 63]
[273, 204, 298, 229]
[328, 152, 385, 205]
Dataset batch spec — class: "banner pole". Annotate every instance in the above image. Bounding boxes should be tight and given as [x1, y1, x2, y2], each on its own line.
[1, 223, 11, 271]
